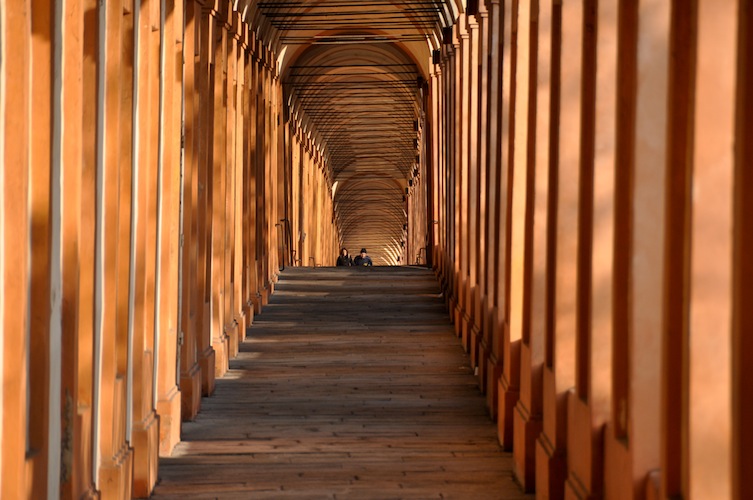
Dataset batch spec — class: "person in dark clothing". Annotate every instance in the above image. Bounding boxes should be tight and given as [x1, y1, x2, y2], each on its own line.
[336, 248, 353, 266]
[353, 248, 373, 266]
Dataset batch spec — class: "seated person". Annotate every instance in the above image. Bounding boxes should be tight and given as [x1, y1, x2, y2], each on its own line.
[336, 248, 353, 266]
[353, 248, 373, 266]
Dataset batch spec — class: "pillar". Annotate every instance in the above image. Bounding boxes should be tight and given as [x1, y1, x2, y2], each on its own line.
[28, 1, 55, 496]
[456, 17, 471, 346]
[684, 0, 735, 496]
[131, 0, 161, 494]
[657, 2, 695, 495]
[234, 17, 248, 343]
[179, 0, 203, 422]
[76, 0, 102, 495]
[223, 8, 239, 361]
[196, 1, 216, 397]
[535, 0, 580, 495]
[57, 0, 98, 496]
[210, 4, 230, 378]
[733, 2, 753, 497]
[486, 0, 514, 421]
[513, 0, 551, 490]
[564, 0, 616, 497]
[499, 0, 529, 451]
[2, 2, 32, 498]
[471, 3, 489, 378]
[463, 15, 481, 362]
[241, 31, 256, 329]
[604, 0, 669, 496]
[155, 0, 184, 458]
[479, 0, 502, 400]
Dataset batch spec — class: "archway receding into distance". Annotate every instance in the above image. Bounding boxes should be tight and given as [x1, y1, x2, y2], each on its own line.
[247, 0, 462, 265]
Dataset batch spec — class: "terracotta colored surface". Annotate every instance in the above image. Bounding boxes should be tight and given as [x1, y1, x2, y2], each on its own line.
[2, 0, 751, 497]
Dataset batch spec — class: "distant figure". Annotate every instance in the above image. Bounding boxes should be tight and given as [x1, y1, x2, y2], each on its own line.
[336, 248, 353, 267]
[353, 248, 373, 267]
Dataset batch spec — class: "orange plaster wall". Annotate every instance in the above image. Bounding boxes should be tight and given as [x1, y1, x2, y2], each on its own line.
[687, 0, 736, 496]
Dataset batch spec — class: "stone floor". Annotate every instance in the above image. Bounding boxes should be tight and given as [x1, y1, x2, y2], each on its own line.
[151, 266, 532, 499]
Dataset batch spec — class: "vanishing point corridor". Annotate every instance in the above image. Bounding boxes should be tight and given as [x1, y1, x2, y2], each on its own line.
[2, 0, 753, 498]
[152, 267, 529, 499]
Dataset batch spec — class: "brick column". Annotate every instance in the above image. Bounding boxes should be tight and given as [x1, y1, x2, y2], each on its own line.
[564, 0, 616, 497]
[156, 0, 184, 459]
[210, 5, 230, 378]
[97, 0, 135, 496]
[464, 16, 481, 361]
[513, 0, 552, 489]
[479, 0, 502, 400]
[732, 2, 753, 497]
[2, 2, 32, 498]
[604, 0, 670, 497]
[683, 0, 736, 497]
[535, 0, 582, 495]
[223, 10, 240, 360]
[196, 2, 217, 397]
[131, 0, 161, 494]
[179, 0, 203, 422]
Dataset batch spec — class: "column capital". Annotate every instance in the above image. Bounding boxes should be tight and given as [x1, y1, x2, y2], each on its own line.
[220, 0, 233, 27]
[228, 12, 243, 40]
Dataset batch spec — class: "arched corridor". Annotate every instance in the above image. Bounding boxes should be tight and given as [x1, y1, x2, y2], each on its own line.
[1, 0, 752, 498]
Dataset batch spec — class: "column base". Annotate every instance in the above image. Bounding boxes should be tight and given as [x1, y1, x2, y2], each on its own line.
[477, 305, 493, 394]
[477, 337, 490, 394]
[566, 393, 605, 499]
[536, 432, 568, 500]
[131, 410, 160, 498]
[157, 385, 182, 456]
[498, 374, 519, 449]
[513, 401, 542, 492]
[453, 303, 463, 337]
[565, 476, 592, 500]
[486, 354, 502, 420]
[79, 486, 98, 499]
[460, 280, 472, 351]
[238, 309, 248, 343]
[466, 286, 481, 364]
[646, 470, 661, 500]
[199, 345, 216, 396]
[470, 322, 481, 371]
[498, 366, 520, 450]
[461, 312, 473, 353]
[440, 276, 450, 309]
[213, 333, 230, 378]
[73, 405, 97, 499]
[227, 320, 239, 359]
[98, 442, 133, 500]
[180, 361, 202, 421]
[604, 426, 633, 498]
[243, 301, 254, 336]
[252, 293, 263, 314]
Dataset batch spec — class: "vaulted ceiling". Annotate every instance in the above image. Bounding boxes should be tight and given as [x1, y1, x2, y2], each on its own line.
[239, 0, 462, 264]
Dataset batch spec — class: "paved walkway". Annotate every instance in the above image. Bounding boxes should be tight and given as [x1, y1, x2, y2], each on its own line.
[152, 267, 531, 499]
